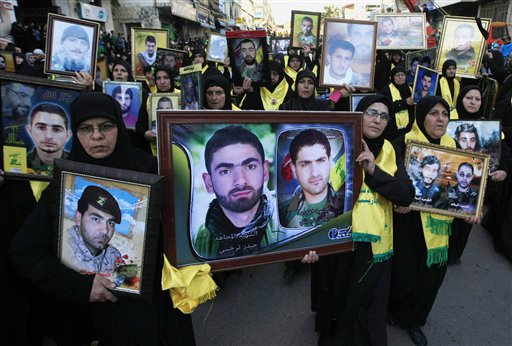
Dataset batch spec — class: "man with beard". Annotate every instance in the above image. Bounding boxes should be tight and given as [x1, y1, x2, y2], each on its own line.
[111, 86, 138, 129]
[437, 162, 478, 213]
[279, 129, 344, 228]
[238, 39, 264, 82]
[51, 25, 91, 73]
[414, 154, 443, 206]
[25, 103, 72, 175]
[413, 70, 434, 103]
[445, 24, 476, 70]
[454, 123, 480, 151]
[1, 82, 35, 145]
[194, 125, 280, 260]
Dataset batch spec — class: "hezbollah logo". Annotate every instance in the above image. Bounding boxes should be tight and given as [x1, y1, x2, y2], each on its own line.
[97, 196, 107, 206]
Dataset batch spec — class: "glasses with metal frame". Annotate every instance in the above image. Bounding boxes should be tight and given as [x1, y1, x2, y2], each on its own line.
[77, 122, 117, 136]
[364, 108, 390, 121]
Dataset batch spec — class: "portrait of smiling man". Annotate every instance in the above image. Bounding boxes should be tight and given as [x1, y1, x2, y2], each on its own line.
[194, 125, 281, 260]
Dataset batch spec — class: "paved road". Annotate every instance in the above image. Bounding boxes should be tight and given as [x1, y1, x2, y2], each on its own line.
[192, 223, 512, 346]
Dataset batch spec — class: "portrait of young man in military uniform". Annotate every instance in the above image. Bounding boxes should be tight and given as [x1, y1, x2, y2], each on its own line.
[435, 162, 478, 213]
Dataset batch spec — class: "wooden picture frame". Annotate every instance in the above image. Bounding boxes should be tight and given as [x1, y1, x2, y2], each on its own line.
[102, 81, 143, 130]
[226, 30, 269, 84]
[405, 140, 489, 219]
[290, 11, 321, 50]
[1, 72, 86, 181]
[45, 14, 100, 80]
[131, 28, 169, 80]
[412, 65, 440, 104]
[375, 13, 427, 50]
[206, 32, 228, 64]
[53, 159, 164, 301]
[320, 19, 377, 90]
[157, 111, 363, 271]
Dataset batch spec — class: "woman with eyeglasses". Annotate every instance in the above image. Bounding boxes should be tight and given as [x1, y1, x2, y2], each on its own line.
[313, 95, 414, 345]
[10, 93, 195, 345]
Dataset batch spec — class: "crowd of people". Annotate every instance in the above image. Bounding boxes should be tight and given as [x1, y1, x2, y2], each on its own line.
[1, 14, 512, 346]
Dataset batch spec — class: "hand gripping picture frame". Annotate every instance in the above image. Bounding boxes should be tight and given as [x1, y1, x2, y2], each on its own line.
[157, 111, 363, 271]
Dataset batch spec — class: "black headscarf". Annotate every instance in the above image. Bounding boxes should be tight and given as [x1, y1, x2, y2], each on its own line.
[281, 69, 330, 111]
[415, 95, 450, 144]
[69, 92, 137, 170]
[109, 59, 135, 82]
[456, 85, 483, 120]
[390, 66, 411, 99]
[267, 60, 286, 92]
[441, 59, 457, 98]
[287, 53, 303, 71]
[202, 74, 232, 110]
[153, 65, 175, 92]
[355, 94, 393, 157]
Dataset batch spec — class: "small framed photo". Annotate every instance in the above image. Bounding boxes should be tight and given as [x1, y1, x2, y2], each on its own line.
[435, 16, 491, 77]
[131, 28, 169, 80]
[405, 140, 489, 219]
[290, 11, 321, 50]
[320, 19, 377, 90]
[447, 120, 501, 172]
[96, 56, 108, 84]
[157, 111, 363, 271]
[0, 51, 16, 73]
[405, 47, 437, 71]
[179, 63, 202, 110]
[226, 30, 269, 84]
[375, 13, 427, 50]
[148, 92, 180, 134]
[53, 159, 164, 301]
[1, 72, 86, 180]
[412, 65, 440, 104]
[155, 48, 183, 78]
[206, 32, 228, 63]
[45, 14, 100, 79]
[102, 81, 143, 130]
[270, 38, 290, 56]
[350, 93, 377, 111]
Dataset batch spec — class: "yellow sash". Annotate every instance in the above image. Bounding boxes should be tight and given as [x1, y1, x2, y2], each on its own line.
[389, 83, 412, 129]
[439, 76, 460, 119]
[405, 121, 456, 266]
[30, 181, 49, 202]
[284, 66, 300, 90]
[352, 140, 397, 262]
[260, 78, 289, 110]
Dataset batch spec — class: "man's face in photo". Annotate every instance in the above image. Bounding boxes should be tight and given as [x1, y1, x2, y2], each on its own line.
[4, 83, 35, 117]
[241, 41, 256, 65]
[349, 25, 373, 60]
[421, 163, 439, 187]
[291, 143, 331, 199]
[74, 204, 116, 255]
[270, 70, 280, 86]
[328, 48, 353, 79]
[203, 143, 269, 213]
[457, 131, 477, 151]
[145, 40, 156, 55]
[382, 20, 395, 35]
[421, 75, 432, 91]
[164, 54, 176, 68]
[301, 19, 313, 35]
[157, 100, 173, 110]
[62, 36, 89, 60]
[454, 27, 473, 52]
[456, 165, 474, 191]
[26, 111, 71, 155]
[0, 56, 5, 70]
[114, 92, 132, 114]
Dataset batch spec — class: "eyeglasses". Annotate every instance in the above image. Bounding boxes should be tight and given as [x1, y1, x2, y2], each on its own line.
[8, 88, 32, 100]
[364, 109, 390, 121]
[77, 122, 117, 136]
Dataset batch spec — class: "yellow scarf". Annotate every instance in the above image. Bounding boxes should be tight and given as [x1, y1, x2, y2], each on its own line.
[405, 121, 456, 266]
[284, 66, 300, 90]
[30, 181, 49, 202]
[439, 76, 460, 119]
[260, 78, 289, 110]
[352, 140, 397, 262]
[389, 83, 412, 129]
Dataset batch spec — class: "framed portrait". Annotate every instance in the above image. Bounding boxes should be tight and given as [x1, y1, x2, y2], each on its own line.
[206, 32, 228, 64]
[157, 111, 363, 271]
[375, 13, 427, 50]
[446, 120, 501, 172]
[102, 81, 143, 130]
[53, 159, 164, 301]
[1, 72, 86, 181]
[270, 38, 290, 56]
[179, 63, 202, 110]
[405, 140, 489, 219]
[412, 65, 440, 104]
[435, 16, 491, 78]
[96, 56, 108, 84]
[350, 93, 376, 111]
[405, 47, 437, 72]
[290, 11, 321, 50]
[131, 28, 169, 80]
[320, 19, 377, 90]
[0, 51, 15, 73]
[148, 92, 180, 134]
[45, 14, 100, 80]
[226, 30, 269, 84]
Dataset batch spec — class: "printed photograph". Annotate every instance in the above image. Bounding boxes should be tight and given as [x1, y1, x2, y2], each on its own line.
[148, 92, 180, 134]
[290, 11, 321, 50]
[103, 81, 143, 130]
[375, 14, 427, 50]
[226, 30, 269, 84]
[270, 38, 290, 56]
[131, 28, 168, 80]
[412, 65, 440, 104]
[207, 32, 228, 63]
[179, 64, 202, 110]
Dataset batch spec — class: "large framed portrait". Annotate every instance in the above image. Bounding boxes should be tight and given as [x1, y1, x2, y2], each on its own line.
[435, 16, 491, 77]
[270, 38, 290, 56]
[53, 159, 164, 301]
[1, 72, 86, 180]
[350, 93, 376, 111]
[131, 28, 169, 80]
[102, 81, 143, 130]
[320, 19, 377, 90]
[405, 140, 489, 219]
[45, 14, 100, 79]
[375, 13, 427, 50]
[405, 47, 437, 72]
[157, 111, 363, 271]
[412, 65, 440, 104]
[290, 11, 321, 50]
[179, 63, 202, 110]
[206, 32, 228, 64]
[447, 120, 501, 172]
[226, 30, 269, 84]
[148, 92, 180, 134]
[0, 51, 16, 73]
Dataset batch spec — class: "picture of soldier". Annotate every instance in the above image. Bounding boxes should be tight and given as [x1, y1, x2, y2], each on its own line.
[150, 95, 177, 133]
[436, 162, 478, 213]
[296, 16, 317, 48]
[413, 67, 439, 104]
[378, 17, 399, 46]
[156, 49, 180, 80]
[238, 39, 264, 82]
[51, 24, 92, 73]
[110, 85, 139, 129]
[132, 29, 168, 79]
[454, 123, 480, 152]
[181, 74, 200, 110]
[1, 82, 35, 145]
[413, 154, 443, 206]
[278, 129, 345, 228]
[445, 24, 476, 67]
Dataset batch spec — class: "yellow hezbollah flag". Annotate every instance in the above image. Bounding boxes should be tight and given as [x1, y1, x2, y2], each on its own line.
[330, 153, 346, 192]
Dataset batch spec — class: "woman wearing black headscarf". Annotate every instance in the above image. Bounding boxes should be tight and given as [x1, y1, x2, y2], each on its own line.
[314, 95, 414, 345]
[201, 73, 239, 110]
[279, 69, 331, 111]
[436, 59, 460, 119]
[10, 93, 195, 345]
[109, 59, 135, 82]
[381, 66, 415, 140]
[284, 53, 304, 85]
